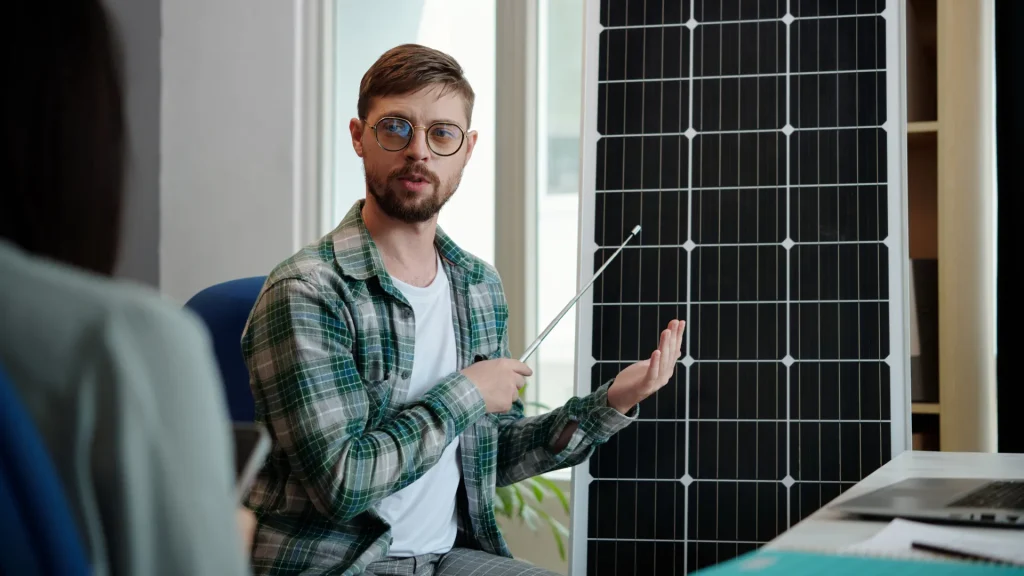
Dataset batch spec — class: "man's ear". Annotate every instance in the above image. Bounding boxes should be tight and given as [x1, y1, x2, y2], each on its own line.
[350, 118, 366, 157]
[463, 130, 478, 164]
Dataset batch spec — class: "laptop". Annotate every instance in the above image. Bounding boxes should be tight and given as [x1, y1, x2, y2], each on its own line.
[833, 478, 1024, 527]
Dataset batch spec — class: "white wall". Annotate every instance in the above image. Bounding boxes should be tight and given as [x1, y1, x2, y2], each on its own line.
[105, 0, 162, 288]
[161, 0, 307, 303]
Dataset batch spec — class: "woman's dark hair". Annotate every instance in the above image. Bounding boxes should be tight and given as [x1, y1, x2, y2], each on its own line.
[0, 1, 126, 276]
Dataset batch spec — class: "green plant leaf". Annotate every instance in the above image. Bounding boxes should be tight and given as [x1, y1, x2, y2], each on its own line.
[513, 483, 526, 518]
[533, 505, 570, 560]
[549, 521, 566, 560]
[491, 478, 572, 561]
[518, 380, 529, 399]
[494, 485, 514, 519]
[524, 477, 550, 494]
[523, 478, 546, 503]
[533, 476, 570, 515]
[533, 506, 570, 536]
[521, 503, 540, 531]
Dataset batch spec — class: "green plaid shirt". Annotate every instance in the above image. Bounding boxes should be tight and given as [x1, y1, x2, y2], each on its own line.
[241, 200, 635, 575]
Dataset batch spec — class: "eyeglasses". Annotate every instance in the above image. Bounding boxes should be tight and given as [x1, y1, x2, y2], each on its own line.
[366, 116, 466, 157]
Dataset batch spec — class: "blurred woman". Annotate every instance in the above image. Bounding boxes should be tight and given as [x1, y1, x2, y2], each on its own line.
[0, 2, 250, 574]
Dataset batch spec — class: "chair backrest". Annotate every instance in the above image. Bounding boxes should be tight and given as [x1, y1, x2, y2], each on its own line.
[184, 276, 267, 422]
[0, 364, 90, 575]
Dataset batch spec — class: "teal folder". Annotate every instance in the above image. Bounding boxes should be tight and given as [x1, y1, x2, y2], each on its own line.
[692, 549, 1024, 575]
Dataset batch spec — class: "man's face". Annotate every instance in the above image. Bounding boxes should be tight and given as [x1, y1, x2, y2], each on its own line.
[350, 86, 476, 224]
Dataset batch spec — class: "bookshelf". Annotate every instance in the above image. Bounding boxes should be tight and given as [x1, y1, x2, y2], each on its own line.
[905, 0, 998, 453]
[906, 0, 940, 450]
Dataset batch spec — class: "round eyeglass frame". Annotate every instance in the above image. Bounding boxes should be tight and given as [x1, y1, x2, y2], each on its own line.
[365, 116, 467, 157]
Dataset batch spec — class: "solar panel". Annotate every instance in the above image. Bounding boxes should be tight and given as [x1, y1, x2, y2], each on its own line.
[570, 1, 909, 574]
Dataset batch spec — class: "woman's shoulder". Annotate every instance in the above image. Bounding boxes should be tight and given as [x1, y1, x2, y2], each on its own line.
[0, 239, 228, 460]
[0, 241, 212, 383]
[0, 243, 245, 575]
[2, 240, 200, 326]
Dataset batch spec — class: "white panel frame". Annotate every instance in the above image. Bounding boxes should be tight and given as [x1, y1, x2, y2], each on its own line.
[568, 1, 911, 573]
[568, 0, 602, 573]
[887, 0, 912, 461]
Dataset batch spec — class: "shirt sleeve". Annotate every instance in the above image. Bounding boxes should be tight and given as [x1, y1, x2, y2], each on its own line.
[242, 278, 487, 522]
[82, 301, 250, 576]
[490, 296, 637, 488]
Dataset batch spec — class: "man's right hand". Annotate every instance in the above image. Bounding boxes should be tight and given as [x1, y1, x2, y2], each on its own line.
[461, 358, 533, 413]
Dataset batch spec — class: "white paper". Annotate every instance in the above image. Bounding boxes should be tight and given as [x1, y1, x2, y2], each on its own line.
[844, 518, 1024, 565]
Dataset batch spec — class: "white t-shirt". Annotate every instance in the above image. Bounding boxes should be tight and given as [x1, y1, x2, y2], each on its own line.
[374, 252, 461, 557]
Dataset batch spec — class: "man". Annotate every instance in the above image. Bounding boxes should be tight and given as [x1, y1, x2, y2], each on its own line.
[242, 43, 685, 575]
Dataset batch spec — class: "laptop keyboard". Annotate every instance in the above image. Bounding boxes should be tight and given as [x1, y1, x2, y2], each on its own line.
[948, 481, 1024, 510]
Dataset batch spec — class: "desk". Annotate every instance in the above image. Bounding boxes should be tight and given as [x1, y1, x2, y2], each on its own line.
[768, 451, 1024, 551]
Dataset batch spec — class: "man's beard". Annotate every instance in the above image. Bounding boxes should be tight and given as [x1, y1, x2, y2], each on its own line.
[365, 162, 461, 223]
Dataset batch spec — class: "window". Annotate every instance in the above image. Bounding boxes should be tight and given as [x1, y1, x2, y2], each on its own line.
[327, 0, 497, 264]
[532, 0, 585, 422]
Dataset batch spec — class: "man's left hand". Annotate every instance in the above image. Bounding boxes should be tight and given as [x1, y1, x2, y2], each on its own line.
[606, 319, 686, 414]
[237, 507, 256, 554]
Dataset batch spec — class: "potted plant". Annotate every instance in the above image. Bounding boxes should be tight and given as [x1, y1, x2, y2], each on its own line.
[494, 476, 571, 560]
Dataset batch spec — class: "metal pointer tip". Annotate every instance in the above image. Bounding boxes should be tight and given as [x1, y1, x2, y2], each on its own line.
[631, 224, 641, 235]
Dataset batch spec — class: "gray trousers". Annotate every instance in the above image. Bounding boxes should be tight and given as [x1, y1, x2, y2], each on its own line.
[364, 547, 562, 576]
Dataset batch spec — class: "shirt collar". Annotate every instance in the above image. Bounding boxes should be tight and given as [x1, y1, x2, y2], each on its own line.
[330, 199, 476, 282]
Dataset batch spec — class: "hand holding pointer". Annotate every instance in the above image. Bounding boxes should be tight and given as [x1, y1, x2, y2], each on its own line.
[462, 359, 532, 413]
[606, 319, 686, 414]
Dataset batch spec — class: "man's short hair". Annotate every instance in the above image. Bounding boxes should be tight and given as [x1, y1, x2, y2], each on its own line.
[358, 43, 476, 127]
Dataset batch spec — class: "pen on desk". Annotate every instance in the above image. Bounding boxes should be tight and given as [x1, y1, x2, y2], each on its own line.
[910, 541, 1014, 566]
[474, 224, 642, 365]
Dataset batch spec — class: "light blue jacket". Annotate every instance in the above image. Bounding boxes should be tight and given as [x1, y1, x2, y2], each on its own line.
[0, 240, 249, 576]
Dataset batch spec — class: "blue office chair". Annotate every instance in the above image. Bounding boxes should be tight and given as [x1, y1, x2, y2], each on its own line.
[0, 364, 90, 575]
[184, 276, 267, 422]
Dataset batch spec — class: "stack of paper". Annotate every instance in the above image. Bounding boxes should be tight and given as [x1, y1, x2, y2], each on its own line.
[844, 518, 1023, 566]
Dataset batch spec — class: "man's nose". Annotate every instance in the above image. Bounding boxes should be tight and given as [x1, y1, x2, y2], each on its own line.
[404, 128, 430, 162]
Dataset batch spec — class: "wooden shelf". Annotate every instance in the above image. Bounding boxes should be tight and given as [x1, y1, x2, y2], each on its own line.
[908, 120, 939, 133]
[912, 402, 941, 415]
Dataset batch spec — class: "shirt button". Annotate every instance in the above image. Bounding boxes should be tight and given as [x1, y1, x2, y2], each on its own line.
[400, 371, 411, 379]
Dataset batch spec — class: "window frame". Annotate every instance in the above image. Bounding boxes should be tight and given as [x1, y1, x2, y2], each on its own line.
[494, 0, 540, 399]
